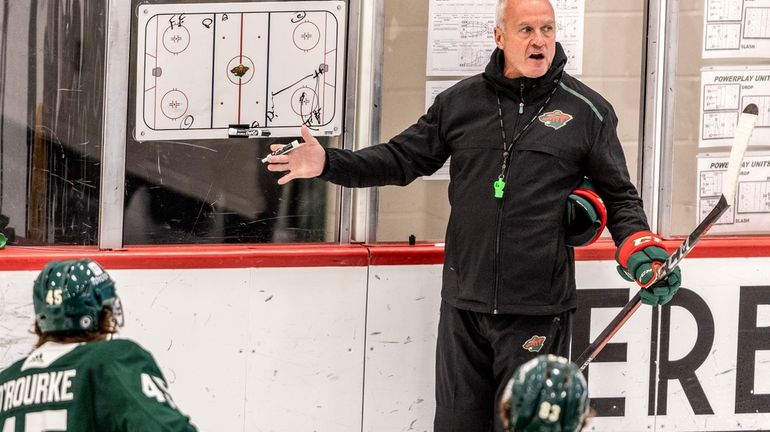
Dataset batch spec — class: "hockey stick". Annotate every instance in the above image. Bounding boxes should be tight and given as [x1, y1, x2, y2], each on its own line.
[575, 103, 759, 371]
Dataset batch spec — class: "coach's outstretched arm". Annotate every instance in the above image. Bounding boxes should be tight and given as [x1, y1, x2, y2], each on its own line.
[265, 126, 327, 185]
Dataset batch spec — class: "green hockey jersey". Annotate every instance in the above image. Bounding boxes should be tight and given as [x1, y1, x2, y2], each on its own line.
[0, 339, 197, 431]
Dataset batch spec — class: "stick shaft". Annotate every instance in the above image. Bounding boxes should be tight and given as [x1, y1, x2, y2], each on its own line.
[576, 196, 729, 371]
[575, 105, 758, 371]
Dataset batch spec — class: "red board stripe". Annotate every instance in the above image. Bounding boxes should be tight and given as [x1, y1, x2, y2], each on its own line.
[0, 237, 768, 270]
[572, 237, 770, 261]
[0, 244, 369, 270]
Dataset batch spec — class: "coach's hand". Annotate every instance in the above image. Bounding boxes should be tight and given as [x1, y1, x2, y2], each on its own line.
[615, 231, 681, 306]
[265, 126, 327, 185]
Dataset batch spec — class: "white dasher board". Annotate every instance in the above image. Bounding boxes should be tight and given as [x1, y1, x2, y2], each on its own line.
[135, 1, 346, 141]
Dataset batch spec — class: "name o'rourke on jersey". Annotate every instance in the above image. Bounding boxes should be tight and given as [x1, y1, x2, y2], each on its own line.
[0, 370, 77, 413]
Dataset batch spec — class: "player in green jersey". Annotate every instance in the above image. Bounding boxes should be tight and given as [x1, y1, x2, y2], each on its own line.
[0, 259, 197, 432]
[499, 354, 592, 432]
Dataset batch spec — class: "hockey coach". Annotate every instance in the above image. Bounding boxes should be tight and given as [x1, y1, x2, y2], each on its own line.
[265, 0, 682, 430]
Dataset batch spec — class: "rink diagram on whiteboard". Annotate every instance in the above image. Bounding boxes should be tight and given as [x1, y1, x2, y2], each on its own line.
[134, 1, 346, 140]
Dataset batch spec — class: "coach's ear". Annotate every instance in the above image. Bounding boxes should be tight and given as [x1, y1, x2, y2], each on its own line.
[565, 178, 606, 247]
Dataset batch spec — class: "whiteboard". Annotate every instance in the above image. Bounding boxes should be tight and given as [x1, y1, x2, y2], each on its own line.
[134, 1, 346, 141]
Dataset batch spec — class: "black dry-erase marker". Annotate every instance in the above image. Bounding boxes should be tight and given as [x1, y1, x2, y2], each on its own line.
[228, 124, 271, 138]
[261, 140, 300, 163]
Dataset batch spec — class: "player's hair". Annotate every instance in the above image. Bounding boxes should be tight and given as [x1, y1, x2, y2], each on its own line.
[33, 309, 119, 348]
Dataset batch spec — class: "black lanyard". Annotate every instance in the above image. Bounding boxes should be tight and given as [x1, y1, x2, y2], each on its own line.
[493, 81, 560, 199]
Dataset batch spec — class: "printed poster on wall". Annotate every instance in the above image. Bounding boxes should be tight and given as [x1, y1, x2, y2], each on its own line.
[702, 0, 770, 59]
[697, 152, 770, 234]
[426, 0, 584, 76]
[699, 66, 770, 148]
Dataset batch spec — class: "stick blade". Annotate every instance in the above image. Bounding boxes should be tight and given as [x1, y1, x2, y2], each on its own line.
[723, 104, 759, 204]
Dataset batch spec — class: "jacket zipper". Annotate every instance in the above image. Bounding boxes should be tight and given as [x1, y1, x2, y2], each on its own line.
[493, 84, 526, 314]
[493, 196, 504, 314]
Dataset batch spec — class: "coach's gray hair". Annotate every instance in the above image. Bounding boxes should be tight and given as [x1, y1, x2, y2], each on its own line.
[495, 0, 556, 28]
[495, 0, 508, 27]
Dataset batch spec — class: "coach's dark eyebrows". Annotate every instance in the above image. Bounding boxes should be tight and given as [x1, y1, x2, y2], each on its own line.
[514, 18, 555, 29]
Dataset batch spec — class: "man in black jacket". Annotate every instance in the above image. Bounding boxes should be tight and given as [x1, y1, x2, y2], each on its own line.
[266, 0, 681, 430]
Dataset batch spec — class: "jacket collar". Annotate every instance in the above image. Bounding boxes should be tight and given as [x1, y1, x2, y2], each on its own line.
[483, 42, 567, 103]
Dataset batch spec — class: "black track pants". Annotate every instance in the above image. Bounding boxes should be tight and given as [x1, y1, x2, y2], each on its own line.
[433, 300, 574, 432]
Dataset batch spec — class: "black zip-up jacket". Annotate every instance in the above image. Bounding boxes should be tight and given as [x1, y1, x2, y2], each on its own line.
[320, 43, 649, 315]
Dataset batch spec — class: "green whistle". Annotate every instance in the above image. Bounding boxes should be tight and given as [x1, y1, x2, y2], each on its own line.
[493, 179, 506, 198]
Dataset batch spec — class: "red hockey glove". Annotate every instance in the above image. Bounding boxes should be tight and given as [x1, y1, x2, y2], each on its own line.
[615, 231, 681, 306]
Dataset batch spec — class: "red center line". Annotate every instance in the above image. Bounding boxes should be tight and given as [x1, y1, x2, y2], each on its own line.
[154, 16, 160, 129]
[238, 13, 244, 124]
[323, 12, 327, 124]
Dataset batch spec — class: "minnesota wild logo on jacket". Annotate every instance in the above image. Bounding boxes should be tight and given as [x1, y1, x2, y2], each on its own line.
[538, 109, 574, 130]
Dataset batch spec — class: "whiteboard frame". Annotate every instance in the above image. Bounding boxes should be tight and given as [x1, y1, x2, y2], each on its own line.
[133, 1, 347, 141]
